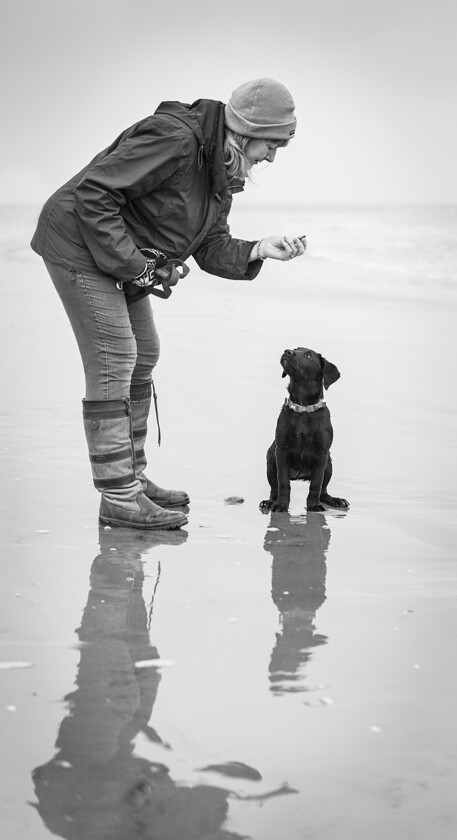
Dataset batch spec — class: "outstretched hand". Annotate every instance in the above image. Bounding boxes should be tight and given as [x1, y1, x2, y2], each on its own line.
[252, 235, 307, 262]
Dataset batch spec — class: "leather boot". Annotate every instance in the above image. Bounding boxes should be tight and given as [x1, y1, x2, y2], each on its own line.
[82, 397, 187, 530]
[130, 381, 190, 507]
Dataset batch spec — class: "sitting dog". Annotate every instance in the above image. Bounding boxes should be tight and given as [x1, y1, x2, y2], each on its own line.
[260, 347, 349, 513]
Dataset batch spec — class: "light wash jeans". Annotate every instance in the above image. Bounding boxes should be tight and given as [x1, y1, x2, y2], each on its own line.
[44, 260, 160, 400]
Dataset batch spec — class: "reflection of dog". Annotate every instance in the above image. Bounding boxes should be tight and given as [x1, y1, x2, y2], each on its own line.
[264, 513, 330, 694]
[260, 347, 349, 513]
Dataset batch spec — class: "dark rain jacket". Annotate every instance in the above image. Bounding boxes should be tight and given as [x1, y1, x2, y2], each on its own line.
[31, 99, 262, 284]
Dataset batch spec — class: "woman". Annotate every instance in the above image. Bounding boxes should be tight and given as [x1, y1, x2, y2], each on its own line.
[31, 78, 306, 531]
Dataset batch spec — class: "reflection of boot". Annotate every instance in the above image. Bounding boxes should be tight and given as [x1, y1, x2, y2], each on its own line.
[83, 397, 187, 530]
[130, 381, 190, 508]
[98, 523, 188, 555]
[32, 527, 244, 840]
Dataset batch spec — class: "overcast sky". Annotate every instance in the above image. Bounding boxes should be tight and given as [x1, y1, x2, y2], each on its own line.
[1, 0, 456, 206]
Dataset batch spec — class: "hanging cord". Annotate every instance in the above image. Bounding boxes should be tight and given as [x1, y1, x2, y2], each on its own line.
[147, 560, 162, 631]
[124, 395, 137, 469]
[151, 379, 162, 446]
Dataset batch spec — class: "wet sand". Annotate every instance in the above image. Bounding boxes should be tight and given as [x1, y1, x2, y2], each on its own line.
[1, 219, 457, 839]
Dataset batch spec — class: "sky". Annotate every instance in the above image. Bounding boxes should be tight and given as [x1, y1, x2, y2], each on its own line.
[1, 0, 456, 206]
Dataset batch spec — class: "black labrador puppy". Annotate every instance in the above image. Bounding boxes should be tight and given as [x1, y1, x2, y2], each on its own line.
[260, 347, 349, 513]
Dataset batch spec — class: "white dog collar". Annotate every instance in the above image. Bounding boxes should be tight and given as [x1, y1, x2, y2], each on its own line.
[285, 397, 326, 413]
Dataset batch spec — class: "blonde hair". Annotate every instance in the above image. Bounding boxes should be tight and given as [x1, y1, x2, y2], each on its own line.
[223, 130, 290, 181]
[224, 129, 252, 181]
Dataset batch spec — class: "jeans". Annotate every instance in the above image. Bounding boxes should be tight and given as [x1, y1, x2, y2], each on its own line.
[44, 260, 160, 400]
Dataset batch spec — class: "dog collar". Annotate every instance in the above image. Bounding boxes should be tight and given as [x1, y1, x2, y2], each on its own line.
[285, 397, 326, 413]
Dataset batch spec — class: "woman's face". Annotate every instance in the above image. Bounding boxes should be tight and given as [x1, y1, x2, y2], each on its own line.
[245, 138, 284, 166]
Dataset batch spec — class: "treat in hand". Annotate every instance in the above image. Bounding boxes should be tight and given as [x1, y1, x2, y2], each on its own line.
[257, 234, 307, 261]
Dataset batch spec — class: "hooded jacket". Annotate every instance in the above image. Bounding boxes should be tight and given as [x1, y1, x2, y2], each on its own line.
[31, 99, 262, 284]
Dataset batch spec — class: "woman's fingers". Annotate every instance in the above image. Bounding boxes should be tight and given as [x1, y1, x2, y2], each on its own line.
[283, 235, 306, 257]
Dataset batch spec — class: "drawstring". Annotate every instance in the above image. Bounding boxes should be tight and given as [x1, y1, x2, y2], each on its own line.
[197, 145, 204, 169]
[123, 396, 138, 469]
[152, 380, 162, 446]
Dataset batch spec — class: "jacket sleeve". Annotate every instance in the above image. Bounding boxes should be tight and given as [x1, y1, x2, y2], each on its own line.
[192, 195, 263, 281]
[73, 121, 189, 281]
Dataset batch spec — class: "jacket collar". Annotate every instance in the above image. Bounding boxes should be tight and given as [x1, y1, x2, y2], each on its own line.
[154, 99, 244, 197]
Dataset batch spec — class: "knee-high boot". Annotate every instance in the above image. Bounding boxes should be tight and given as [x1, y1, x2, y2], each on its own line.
[82, 397, 187, 530]
[130, 381, 190, 507]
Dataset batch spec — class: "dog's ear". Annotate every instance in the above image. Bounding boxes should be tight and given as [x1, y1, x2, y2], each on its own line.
[319, 355, 340, 389]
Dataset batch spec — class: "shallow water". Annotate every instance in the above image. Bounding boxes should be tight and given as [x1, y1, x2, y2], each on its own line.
[1, 206, 457, 838]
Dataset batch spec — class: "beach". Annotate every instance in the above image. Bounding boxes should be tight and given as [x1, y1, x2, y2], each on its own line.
[1, 203, 456, 839]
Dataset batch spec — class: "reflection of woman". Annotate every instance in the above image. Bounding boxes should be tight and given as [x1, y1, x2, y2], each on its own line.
[263, 514, 330, 694]
[31, 78, 305, 531]
[32, 528, 243, 840]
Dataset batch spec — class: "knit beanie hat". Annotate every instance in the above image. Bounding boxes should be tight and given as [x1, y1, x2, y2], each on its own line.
[225, 78, 296, 141]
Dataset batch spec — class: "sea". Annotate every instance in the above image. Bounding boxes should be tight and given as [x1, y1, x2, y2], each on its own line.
[236, 203, 457, 295]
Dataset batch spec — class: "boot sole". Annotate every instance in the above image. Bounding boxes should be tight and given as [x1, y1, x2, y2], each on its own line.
[99, 514, 187, 530]
[146, 497, 190, 508]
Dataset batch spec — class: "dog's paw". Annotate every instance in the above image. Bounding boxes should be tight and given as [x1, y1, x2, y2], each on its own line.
[307, 502, 326, 512]
[321, 496, 349, 509]
[259, 499, 273, 513]
[271, 500, 289, 513]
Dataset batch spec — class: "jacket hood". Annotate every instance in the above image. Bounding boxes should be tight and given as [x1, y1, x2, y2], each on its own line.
[154, 98, 242, 196]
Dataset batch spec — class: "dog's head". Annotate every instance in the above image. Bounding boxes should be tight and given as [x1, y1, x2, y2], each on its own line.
[280, 347, 340, 390]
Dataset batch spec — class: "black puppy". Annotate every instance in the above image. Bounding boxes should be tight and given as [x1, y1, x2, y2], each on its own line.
[260, 348, 349, 513]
